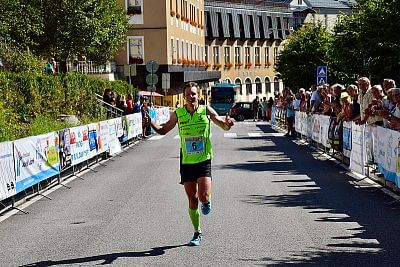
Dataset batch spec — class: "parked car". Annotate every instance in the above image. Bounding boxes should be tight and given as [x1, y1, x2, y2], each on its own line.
[230, 102, 254, 121]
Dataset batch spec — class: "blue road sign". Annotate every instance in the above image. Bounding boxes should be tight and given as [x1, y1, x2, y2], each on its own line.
[317, 76, 327, 85]
[317, 66, 328, 85]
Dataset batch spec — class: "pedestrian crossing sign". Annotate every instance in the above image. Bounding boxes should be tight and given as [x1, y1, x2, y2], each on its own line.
[317, 66, 328, 85]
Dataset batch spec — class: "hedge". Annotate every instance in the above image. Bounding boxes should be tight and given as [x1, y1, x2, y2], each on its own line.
[0, 72, 134, 142]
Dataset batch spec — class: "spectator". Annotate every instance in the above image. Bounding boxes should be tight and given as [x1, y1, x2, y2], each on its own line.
[103, 88, 113, 118]
[117, 95, 127, 113]
[133, 94, 142, 113]
[383, 79, 396, 94]
[125, 93, 134, 115]
[267, 97, 274, 121]
[356, 77, 373, 125]
[285, 95, 295, 137]
[347, 84, 360, 120]
[45, 58, 55, 75]
[252, 96, 260, 121]
[385, 88, 400, 130]
[261, 97, 268, 121]
[337, 92, 353, 122]
[141, 98, 150, 137]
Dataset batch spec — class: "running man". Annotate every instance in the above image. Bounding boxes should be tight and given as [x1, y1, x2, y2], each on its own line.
[147, 82, 234, 246]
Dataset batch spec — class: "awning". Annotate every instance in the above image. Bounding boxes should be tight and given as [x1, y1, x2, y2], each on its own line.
[139, 91, 164, 97]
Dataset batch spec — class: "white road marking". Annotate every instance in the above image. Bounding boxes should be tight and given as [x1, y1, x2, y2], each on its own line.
[148, 135, 165, 140]
[224, 133, 237, 138]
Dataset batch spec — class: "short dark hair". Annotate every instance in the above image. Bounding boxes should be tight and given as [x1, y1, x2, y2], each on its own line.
[183, 82, 200, 93]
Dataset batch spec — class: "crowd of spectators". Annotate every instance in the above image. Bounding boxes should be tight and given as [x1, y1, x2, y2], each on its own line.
[274, 77, 399, 136]
[102, 88, 153, 137]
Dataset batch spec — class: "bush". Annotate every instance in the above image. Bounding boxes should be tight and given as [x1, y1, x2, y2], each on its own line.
[0, 71, 132, 142]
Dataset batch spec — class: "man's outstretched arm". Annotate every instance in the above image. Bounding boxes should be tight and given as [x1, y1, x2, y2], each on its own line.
[206, 106, 234, 131]
[148, 111, 178, 135]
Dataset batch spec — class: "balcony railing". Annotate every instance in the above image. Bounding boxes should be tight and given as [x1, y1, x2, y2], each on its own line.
[53, 60, 116, 74]
[206, 0, 290, 8]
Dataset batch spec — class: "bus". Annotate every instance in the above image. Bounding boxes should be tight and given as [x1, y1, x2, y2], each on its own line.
[210, 83, 239, 115]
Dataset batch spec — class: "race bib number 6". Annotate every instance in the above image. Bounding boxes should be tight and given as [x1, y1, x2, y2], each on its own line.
[185, 136, 205, 155]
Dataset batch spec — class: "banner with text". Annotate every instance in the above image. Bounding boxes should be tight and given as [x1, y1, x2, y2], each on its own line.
[14, 133, 60, 193]
[96, 121, 109, 154]
[0, 142, 16, 201]
[108, 119, 122, 155]
[70, 126, 90, 166]
[375, 126, 399, 185]
[350, 123, 365, 175]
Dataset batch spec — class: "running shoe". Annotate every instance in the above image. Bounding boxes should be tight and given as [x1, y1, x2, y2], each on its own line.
[201, 201, 212, 215]
[189, 231, 203, 246]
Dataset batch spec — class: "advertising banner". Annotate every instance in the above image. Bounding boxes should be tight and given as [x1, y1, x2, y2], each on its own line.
[312, 115, 321, 143]
[70, 125, 90, 166]
[155, 107, 170, 125]
[96, 120, 109, 154]
[149, 109, 156, 134]
[14, 133, 60, 193]
[59, 129, 72, 171]
[88, 123, 98, 158]
[119, 116, 129, 143]
[132, 113, 143, 137]
[108, 119, 122, 155]
[350, 122, 365, 175]
[127, 114, 136, 140]
[319, 115, 331, 148]
[295, 111, 302, 133]
[376, 126, 399, 185]
[0, 142, 16, 201]
[342, 121, 352, 158]
[115, 117, 124, 138]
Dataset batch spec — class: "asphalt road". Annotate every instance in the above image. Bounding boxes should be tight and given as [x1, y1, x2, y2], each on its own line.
[1, 121, 400, 266]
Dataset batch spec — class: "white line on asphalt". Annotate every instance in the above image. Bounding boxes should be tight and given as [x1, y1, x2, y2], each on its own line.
[248, 132, 262, 137]
[174, 135, 179, 139]
[224, 133, 237, 138]
[148, 135, 165, 140]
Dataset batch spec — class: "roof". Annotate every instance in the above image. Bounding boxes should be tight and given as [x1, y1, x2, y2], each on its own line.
[303, 0, 353, 9]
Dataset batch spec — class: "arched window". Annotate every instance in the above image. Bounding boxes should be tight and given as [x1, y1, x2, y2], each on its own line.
[255, 78, 262, 94]
[265, 77, 271, 93]
[274, 77, 280, 93]
[235, 78, 242, 95]
[245, 78, 252, 95]
[225, 78, 231, 84]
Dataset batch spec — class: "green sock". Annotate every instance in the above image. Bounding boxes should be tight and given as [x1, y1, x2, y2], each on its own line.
[188, 208, 201, 232]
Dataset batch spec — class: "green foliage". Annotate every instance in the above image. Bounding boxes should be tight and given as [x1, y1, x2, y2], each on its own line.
[0, 43, 44, 74]
[0, 72, 132, 142]
[0, 0, 128, 64]
[332, 0, 400, 84]
[275, 24, 333, 90]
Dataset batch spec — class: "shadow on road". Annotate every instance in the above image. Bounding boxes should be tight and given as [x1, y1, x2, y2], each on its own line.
[224, 124, 400, 266]
[20, 244, 187, 267]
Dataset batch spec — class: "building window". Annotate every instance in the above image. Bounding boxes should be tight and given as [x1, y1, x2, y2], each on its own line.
[245, 47, 251, 65]
[127, 0, 142, 15]
[255, 78, 262, 94]
[234, 46, 242, 66]
[128, 36, 144, 64]
[298, 0, 302, 4]
[213, 46, 220, 65]
[245, 78, 252, 95]
[224, 46, 231, 65]
[205, 45, 209, 63]
[254, 47, 261, 66]
[274, 47, 278, 65]
[170, 38, 175, 61]
[235, 78, 242, 95]
[176, 39, 180, 60]
[264, 46, 270, 67]
[265, 77, 271, 93]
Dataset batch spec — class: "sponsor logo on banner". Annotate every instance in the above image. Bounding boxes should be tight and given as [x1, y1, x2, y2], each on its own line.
[14, 133, 60, 193]
[108, 119, 122, 155]
[59, 129, 72, 171]
[88, 123, 98, 158]
[127, 114, 136, 140]
[343, 121, 352, 158]
[376, 126, 399, 185]
[0, 142, 16, 200]
[70, 125, 90, 165]
[119, 116, 129, 143]
[350, 122, 365, 175]
[97, 121, 109, 154]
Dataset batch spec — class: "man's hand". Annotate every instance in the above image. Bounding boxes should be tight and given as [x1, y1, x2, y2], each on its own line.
[225, 113, 234, 129]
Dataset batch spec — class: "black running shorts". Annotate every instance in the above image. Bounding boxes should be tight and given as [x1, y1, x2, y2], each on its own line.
[179, 158, 212, 185]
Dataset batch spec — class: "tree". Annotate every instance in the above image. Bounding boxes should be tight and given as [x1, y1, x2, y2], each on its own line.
[0, 0, 128, 66]
[331, 0, 400, 84]
[275, 24, 333, 90]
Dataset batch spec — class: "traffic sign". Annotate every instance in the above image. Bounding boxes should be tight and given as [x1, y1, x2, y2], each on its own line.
[317, 66, 328, 85]
[318, 76, 327, 85]
[146, 73, 158, 85]
[317, 66, 327, 77]
[123, 64, 136, 76]
[146, 60, 159, 73]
